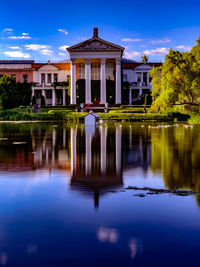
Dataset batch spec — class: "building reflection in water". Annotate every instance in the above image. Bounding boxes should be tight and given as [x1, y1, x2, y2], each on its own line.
[0, 123, 152, 207]
[70, 124, 123, 208]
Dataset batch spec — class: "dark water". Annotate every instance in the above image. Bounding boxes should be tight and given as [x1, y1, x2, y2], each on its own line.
[0, 122, 199, 266]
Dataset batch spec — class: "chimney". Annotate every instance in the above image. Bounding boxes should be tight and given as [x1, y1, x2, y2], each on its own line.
[93, 27, 99, 38]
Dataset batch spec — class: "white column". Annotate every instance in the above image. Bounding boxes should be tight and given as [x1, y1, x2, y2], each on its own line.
[85, 59, 91, 104]
[141, 72, 144, 85]
[52, 89, 56, 106]
[42, 89, 46, 106]
[100, 125, 107, 175]
[139, 89, 143, 96]
[63, 89, 66, 106]
[129, 88, 132, 105]
[85, 129, 92, 176]
[71, 128, 77, 177]
[115, 59, 122, 104]
[100, 58, 106, 104]
[70, 59, 76, 104]
[116, 125, 122, 177]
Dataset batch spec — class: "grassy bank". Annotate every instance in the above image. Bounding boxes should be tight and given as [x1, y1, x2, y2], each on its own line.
[188, 114, 200, 125]
[0, 106, 195, 123]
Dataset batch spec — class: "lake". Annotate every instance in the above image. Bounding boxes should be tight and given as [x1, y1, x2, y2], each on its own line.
[0, 122, 199, 266]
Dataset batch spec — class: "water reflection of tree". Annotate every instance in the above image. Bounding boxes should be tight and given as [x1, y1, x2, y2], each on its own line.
[151, 126, 200, 205]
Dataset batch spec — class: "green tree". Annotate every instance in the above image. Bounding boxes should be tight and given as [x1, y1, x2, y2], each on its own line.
[150, 40, 200, 112]
[141, 54, 149, 63]
[0, 75, 19, 109]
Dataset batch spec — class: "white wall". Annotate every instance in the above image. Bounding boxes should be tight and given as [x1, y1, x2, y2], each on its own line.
[33, 64, 70, 83]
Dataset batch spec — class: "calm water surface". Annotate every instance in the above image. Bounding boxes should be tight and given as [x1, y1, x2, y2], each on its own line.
[0, 122, 199, 266]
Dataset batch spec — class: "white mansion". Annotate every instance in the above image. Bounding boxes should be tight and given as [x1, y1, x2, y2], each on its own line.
[1, 28, 161, 106]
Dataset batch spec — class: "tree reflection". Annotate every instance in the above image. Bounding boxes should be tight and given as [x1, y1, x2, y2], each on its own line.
[0, 122, 200, 206]
[151, 125, 200, 204]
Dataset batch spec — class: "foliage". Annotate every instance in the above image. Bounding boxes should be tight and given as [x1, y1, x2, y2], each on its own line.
[51, 81, 68, 87]
[150, 39, 200, 111]
[141, 54, 149, 63]
[188, 114, 200, 124]
[0, 75, 32, 109]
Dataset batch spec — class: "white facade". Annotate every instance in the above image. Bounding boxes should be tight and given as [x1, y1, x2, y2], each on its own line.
[67, 27, 124, 105]
[33, 64, 69, 83]
[32, 64, 70, 106]
[123, 64, 153, 105]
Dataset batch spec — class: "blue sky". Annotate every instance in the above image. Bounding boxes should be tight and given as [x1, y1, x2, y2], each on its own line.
[0, 0, 200, 62]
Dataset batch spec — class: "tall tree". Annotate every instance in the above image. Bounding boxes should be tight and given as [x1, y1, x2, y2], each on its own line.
[150, 40, 200, 112]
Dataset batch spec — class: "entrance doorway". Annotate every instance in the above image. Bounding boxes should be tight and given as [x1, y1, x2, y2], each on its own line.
[91, 80, 100, 104]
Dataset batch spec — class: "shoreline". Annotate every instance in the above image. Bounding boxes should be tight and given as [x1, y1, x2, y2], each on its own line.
[0, 107, 199, 124]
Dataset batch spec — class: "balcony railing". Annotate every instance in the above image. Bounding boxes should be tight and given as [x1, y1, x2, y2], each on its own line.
[32, 82, 69, 89]
[130, 82, 152, 88]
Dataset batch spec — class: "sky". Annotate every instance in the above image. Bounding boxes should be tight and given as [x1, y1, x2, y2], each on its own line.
[0, 0, 200, 62]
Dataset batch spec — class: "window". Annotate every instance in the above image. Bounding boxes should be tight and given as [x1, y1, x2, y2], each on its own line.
[47, 73, 52, 83]
[143, 72, 147, 84]
[78, 63, 85, 79]
[91, 63, 100, 80]
[41, 73, 45, 83]
[136, 72, 141, 83]
[106, 63, 114, 80]
[23, 74, 28, 83]
[54, 73, 58, 82]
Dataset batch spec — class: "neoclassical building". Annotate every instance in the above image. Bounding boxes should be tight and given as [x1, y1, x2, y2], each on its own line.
[67, 27, 124, 105]
[0, 28, 162, 106]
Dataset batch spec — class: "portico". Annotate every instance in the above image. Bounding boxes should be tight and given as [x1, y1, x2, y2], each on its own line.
[67, 28, 124, 105]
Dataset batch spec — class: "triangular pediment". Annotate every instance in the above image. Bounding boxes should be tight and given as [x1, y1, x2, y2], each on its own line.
[67, 37, 124, 53]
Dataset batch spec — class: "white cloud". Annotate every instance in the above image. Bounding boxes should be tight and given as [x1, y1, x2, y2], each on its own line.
[59, 52, 66, 56]
[41, 49, 53, 56]
[59, 45, 69, 51]
[121, 38, 142, 42]
[124, 51, 142, 59]
[9, 46, 21, 50]
[143, 47, 170, 55]
[3, 28, 13, 32]
[24, 44, 53, 56]
[25, 44, 49, 51]
[176, 45, 191, 51]
[8, 35, 31, 40]
[22, 32, 29, 36]
[151, 38, 170, 44]
[58, 29, 68, 35]
[4, 51, 30, 58]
